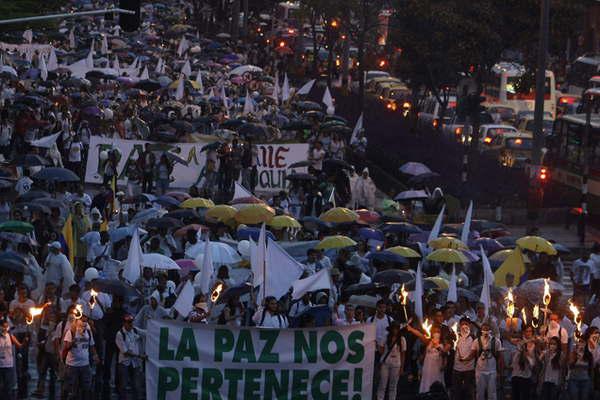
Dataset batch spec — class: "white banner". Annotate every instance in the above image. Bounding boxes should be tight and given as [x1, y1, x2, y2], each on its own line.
[85, 136, 309, 192]
[146, 320, 375, 399]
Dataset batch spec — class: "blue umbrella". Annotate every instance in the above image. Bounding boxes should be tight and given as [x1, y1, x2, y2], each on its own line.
[358, 227, 384, 241]
[237, 227, 276, 241]
[382, 222, 422, 235]
[109, 226, 147, 243]
[153, 195, 181, 208]
[469, 238, 504, 254]
[367, 251, 408, 264]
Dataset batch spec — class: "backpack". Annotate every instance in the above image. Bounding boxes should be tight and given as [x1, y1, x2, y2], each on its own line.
[477, 336, 497, 360]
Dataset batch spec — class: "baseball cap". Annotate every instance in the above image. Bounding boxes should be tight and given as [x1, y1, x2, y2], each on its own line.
[48, 241, 61, 249]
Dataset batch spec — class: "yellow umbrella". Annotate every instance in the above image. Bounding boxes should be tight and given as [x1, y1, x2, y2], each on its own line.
[234, 204, 276, 225]
[426, 248, 469, 264]
[516, 236, 557, 255]
[315, 235, 357, 250]
[387, 246, 421, 258]
[425, 276, 449, 289]
[267, 215, 301, 229]
[180, 198, 215, 209]
[319, 207, 359, 223]
[428, 237, 468, 250]
[494, 247, 526, 286]
[169, 79, 202, 90]
[489, 249, 530, 263]
[205, 205, 237, 221]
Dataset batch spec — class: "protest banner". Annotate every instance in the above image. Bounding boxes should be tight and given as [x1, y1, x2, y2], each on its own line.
[85, 137, 308, 192]
[146, 320, 375, 399]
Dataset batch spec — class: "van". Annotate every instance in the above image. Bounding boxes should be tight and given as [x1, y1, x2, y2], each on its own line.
[485, 131, 533, 168]
[417, 95, 456, 130]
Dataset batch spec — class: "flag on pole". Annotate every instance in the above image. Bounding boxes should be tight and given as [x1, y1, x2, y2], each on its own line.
[101, 34, 109, 55]
[173, 280, 195, 317]
[39, 55, 48, 82]
[292, 268, 332, 300]
[221, 86, 229, 118]
[480, 246, 493, 318]
[350, 113, 363, 144]
[322, 86, 334, 114]
[175, 74, 185, 100]
[113, 55, 120, 72]
[177, 37, 189, 57]
[414, 262, 424, 321]
[460, 201, 473, 245]
[181, 60, 192, 77]
[140, 66, 149, 80]
[62, 214, 75, 266]
[328, 187, 336, 207]
[86, 51, 94, 70]
[195, 69, 204, 94]
[155, 57, 163, 74]
[271, 75, 280, 104]
[23, 30, 33, 44]
[252, 224, 268, 303]
[447, 266, 458, 303]
[282, 73, 290, 102]
[123, 228, 143, 284]
[47, 49, 58, 71]
[296, 79, 315, 96]
[69, 28, 75, 49]
[427, 205, 446, 244]
[243, 90, 255, 115]
[198, 234, 213, 295]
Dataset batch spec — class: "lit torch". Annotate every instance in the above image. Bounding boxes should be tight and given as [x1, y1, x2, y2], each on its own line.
[74, 304, 83, 320]
[543, 278, 551, 324]
[521, 308, 527, 326]
[210, 283, 224, 303]
[451, 322, 458, 350]
[26, 302, 51, 325]
[505, 288, 515, 331]
[532, 304, 540, 329]
[568, 299, 583, 339]
[89, 289, 98, 309]
[399, 284, 409, 322]
[422, 318, 432, 339]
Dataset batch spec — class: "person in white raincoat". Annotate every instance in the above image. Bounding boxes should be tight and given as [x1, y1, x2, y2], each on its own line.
[43, 241, 75, 295]
[354, 167, 376, 210]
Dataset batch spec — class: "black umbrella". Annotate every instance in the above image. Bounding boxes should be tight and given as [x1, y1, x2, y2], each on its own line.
[323, 158, 352, 170]
[238, 123, 269, 137]
[12, 154, 49, 167]
[408, 172, 441, 185]
[217, 283, 253, 304]
[33, 167, 80, 183]
[343, 282, 387, 296]
[0, 232, 37, 246]
[31, 197, 67, 210]
[302, 110, 325, 120]
[405, 279, 439, 291]
[285, 173, 317, 181]
[134, 79, 161, 91]
[16, 190, 51, 202]
[94, 279, 141, 297]
[439, 288, 480, 302]
[287, 160, 312, 169]
[372, 269, 413, 285]
[219, 119, 247, 129]
[381, 222, 422, 234]
[165, 209, 200, 220]
[0, 252, 26, 273]
[15, 202, 51, 215]
[295, 101, 322, 111]
[146, 217, 183, 229]
[282, 120, 312, 131]
[324, 115, 349, 125]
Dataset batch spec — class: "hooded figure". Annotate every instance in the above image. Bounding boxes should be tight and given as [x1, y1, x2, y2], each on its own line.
[354, 167, 376, 210]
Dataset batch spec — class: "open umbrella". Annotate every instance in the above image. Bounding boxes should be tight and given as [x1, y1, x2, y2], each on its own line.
[130, 208, 161, 225]
[32, 167, 80, 183]
[287, 160, 312, 169]
[205, 205, 237, 222]
[218, 284, 253, 304]
[399, 162, 432, 176]
[94, 279, 141, 297]
[12, 154, 49, 167]
[17, 190, 51, 202]
[426, 248, 469, 264]
[165, 209, 199, 221]
[381, 222, 422, 235]
[0, 221, 34, 234]
[165, 192, 192, 202]
[0, 232, 37, 246]
[367, 251, 408, 265]
[343, 282, 387, 296]
[394, 190, 429, 201]
[141, 253, 180, 270]
[175, 259, 198, 277]
[372, 269, 413, 285]
[439, 288, 479, 302]
[267, 215, 301, 229]
[0, 252, 26, 273]
[146, 217, 182, 230]
[516, 236, 557, 255]
[234, 204, 275, 224]
[356, 209, 381, 224]
[315, 235, 357, 250]
[237, 227, 276, 241]
[15, 202, 51, 215]
[319, 207, 359, 223]
[428, 237, 468, 250]
[358, 228, 384, 241]
[186, 241, 242, 264]
[181, 198, 215, 209]
[469, 238, 504, 254]
[387, 246, 421, 258]
[515, 279, 564, 304]
[174, 224, 209, 238]
[285, 173, 316, 182]
[153, 195, 181, 208]
[229, 65, 263, 76]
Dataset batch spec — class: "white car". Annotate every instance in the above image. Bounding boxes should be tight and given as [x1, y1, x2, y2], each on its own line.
[479, 124, 518, 145]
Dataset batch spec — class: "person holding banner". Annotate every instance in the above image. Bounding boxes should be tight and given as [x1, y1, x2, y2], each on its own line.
[253, 296, 289, 328]
[377, 321, 407, 400]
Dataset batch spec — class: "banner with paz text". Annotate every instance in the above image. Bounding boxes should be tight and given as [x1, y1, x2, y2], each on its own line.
[146, 320, 375, 399]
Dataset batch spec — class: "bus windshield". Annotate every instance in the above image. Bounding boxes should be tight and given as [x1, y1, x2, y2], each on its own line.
[505, 76, 552, 100]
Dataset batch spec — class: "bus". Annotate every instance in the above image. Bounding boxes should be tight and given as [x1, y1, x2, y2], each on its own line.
[275, 2, 301, 28]
[564, 55, 600, 95]
[483, 62, 557, 118]
[547, 114, 600, 198]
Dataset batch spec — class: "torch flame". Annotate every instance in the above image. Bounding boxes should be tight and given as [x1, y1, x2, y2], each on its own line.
[568, 299, 582, 334]
[505, 288, 515, 319]
[26, 302, 51, 325]
[422, 318, 432, 339]
[532, 304, 540, 328]
[74, 304, 83, 320]
[451, 322, 458, 350]
[543, 278, 551, 306]
[400, 284, 408, 305]
[521, 308, 527, 326]
[210, 283, 224, 303]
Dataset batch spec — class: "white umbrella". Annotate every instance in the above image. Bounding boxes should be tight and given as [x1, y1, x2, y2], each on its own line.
[228, 65, 262, 77]
[186, 241, 242, 264]
[141, 253, 180, 270]
[394, 189, 429, 201]
[399, 162, 432, 176]
[0, 66, 17, 76]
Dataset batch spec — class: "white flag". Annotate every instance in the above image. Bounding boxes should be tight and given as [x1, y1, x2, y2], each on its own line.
[460, 201, 473, 245]
[124, 228, 143, 284]
[69, 28, 75, 49]
[242, 90, 255, 115]
[328, 187, 336, 207]
[271, 79, 279, 105]
[173, 280, 195, 318]
[86, 51, 94, 70]
[266, 239, 305, 300]
[195, 69, 204, 94]
[181, 59, 192, 77]
[197, 234, 213, 295]
[23, 30, 33, 44]
[296, 79, 315, 96]
[39, 55, 48, 82]
[175, 74, 185, 100]
[414, 262, 424, 321]
[47, 48, 58, 71]
[89, 39, 95, 57]
[251, 224, 268, 301]
[29, 132, 60, 148]
[155, 57, 163, 74]
[350, 113, 363, 144]
[233, 182, 252, 200]
[140, 66, 149, 80]
[292, 268, 332, 300]
[322, 86, 334, 113]
[177, 37, 189, 57]
[221, 86, 229, 117]
[113, 55, 120, 72]
[447, 266, 458, 303]
[282, 73, 290, 102]
[101, 35, 109, 55]
[427, 205, 446, 244]
[480, 245, 493, 317]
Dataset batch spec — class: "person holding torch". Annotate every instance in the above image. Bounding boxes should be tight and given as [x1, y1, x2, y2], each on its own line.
[0, 318, 27, 400]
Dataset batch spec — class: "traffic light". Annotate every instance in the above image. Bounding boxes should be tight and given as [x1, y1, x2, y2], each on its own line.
[119, 0, 141, 32]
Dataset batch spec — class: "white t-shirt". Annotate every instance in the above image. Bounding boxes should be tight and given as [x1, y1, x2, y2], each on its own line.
[382, 337, 407, 366]
[68, 141, 83, 162]
[63, 327, 94, 367]
[545, 323, 569, 345]
[454, 335, 475, 372]
[368, 314, 393, 347]
[471, 336, 503, 373]
[0, 333, 13, 368]
[252, 308, 289, 328]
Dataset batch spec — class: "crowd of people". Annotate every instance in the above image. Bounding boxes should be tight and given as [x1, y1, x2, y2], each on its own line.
[0, 1, 596, 400]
